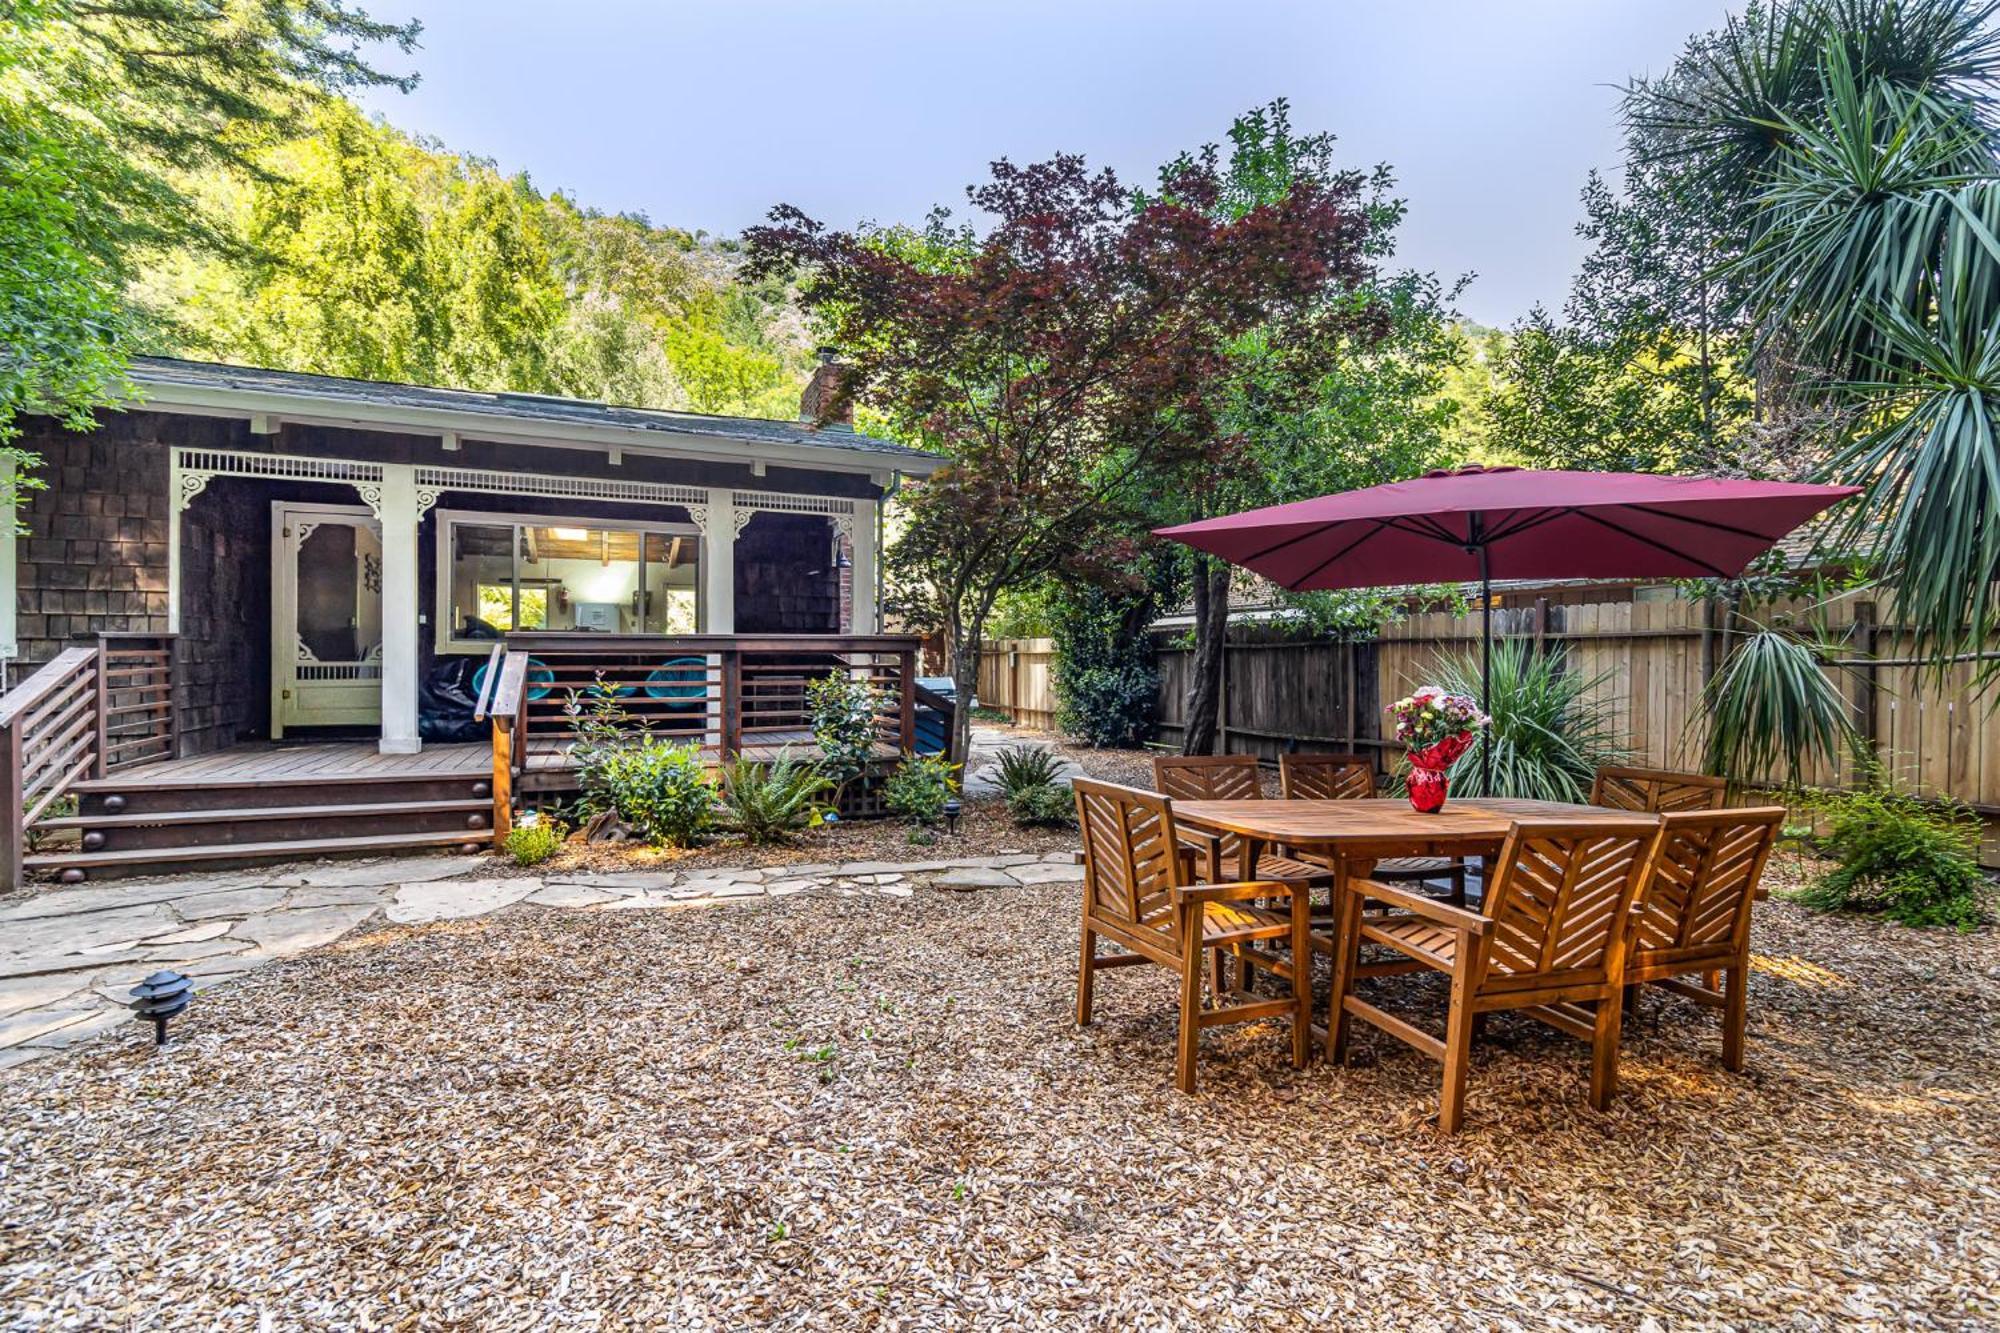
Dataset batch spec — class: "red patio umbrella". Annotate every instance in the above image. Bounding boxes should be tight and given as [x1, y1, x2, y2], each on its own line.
[1155, 465, 1860, 788]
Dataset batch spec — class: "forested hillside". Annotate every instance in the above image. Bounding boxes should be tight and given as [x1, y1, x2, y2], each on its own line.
[136, 100, 814, 417]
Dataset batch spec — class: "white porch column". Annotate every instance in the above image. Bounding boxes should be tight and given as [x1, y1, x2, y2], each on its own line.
[848, 499, 879, 634]
[376, 464, 422, 754]
[702, 489, 736, 633]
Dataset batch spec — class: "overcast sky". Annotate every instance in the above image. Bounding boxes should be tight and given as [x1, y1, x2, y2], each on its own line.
[358, 0, 1747, 328]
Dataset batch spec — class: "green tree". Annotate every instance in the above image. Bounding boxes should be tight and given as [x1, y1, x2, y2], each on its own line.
[0, 0, 417, 464]
[1141, 102, 1461, 753]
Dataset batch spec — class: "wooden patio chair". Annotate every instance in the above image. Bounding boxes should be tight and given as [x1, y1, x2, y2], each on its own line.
[1152, 755, 1333, 890]
[1278, 752, 1468, 904]
[1073, 778, 1311, 1093]
[1625, 806, 1784, 1071]
[1328, 815, 1664, 1133]
[1591, 764, 1729, 814]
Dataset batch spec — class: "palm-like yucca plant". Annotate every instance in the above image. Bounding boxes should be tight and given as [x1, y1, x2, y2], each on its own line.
[1698, 628, 1860, 785]
[715, 751, 833, 845]
[1629, 0, 2000, 681]
[1429, 638, 1628, 803]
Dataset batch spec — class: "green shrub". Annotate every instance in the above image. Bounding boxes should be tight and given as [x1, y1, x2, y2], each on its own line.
[1795, 783, 1990, 930]
[1052, 584, 1159, 747]
[1434, 637, 1627, 801]
[1007, 782, 1077, 827]
[808, 672, 883, 793]
[884, 752, 960, 825]
[992, 745, 1063, 799]
[582, 736, 716, 848]
[716, 751, 833, 845]
[504, 817, 567, 866]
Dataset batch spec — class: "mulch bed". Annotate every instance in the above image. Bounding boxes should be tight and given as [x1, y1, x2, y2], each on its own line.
[505, 725, 1139, 876]
[2, 876, 1993, 1327]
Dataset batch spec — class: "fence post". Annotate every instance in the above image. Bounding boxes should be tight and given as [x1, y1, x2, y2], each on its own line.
[898, 647, 917, 754]
[490, 721, 513, 842]
[0, 718, 20, 889]
[1854, 600, 1879, 768]
[720, 650, 742, 758]
[91, 640, 109, 779]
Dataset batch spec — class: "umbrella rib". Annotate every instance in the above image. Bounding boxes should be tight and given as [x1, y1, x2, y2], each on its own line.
[1572, 509, 1735, 577]
[1391, 513, 1472, 545]
[1480, 508, 1567, 543]
[1288, 520, 1396, 588]
[1621, 503, 1790, 543]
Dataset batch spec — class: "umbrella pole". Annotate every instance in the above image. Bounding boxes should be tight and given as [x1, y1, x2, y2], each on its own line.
[1479, 542, 1492, 796]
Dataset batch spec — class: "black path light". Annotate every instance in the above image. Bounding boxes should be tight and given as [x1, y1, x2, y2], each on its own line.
[128, 970, 193, 1047]
[942, 798, 962, 837]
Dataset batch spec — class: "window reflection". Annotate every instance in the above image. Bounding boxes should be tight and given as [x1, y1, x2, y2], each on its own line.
[446, 518, 699, 642]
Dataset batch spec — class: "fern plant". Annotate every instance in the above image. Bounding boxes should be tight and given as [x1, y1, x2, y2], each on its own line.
[1795, 773, 1990, 931]
[716, 751, 833, 845]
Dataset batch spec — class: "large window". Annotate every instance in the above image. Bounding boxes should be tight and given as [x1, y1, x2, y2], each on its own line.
[438, 512, 700, 649]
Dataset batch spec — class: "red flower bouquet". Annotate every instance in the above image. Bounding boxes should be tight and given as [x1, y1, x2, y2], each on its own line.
[1388, 687, 1489, 814]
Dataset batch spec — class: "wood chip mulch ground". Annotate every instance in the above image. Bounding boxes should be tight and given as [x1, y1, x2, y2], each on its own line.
[1, 861, 1994, 1328]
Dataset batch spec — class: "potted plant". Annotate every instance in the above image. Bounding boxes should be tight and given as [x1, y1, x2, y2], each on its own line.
[1389, 686, 1489, 814]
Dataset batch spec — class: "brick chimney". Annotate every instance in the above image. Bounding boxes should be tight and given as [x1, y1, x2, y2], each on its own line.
[799, 347, 854, 427]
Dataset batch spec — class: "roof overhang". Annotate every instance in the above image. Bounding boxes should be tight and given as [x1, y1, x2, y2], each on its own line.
[123, 369, 947, 483]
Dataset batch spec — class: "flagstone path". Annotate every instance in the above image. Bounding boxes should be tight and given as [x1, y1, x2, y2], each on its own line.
[0, 851, 1083, 1068]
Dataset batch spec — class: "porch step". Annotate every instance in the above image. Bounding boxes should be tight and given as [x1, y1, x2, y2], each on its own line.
[26, 829, 493, 879]
[70, 771, 491, 817]
[39, 799, 493, 853]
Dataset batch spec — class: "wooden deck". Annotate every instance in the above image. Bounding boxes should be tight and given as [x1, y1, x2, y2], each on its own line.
[107, 730, 879, 787]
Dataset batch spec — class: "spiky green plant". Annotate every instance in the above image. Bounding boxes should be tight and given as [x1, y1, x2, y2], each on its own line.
[1698, 628, 1859, 785]
[1627, 0, 2000, 679]
[992, 745, 1064, 800]
[716, 751, 833, 845]
[1431, 638, 1628, 802]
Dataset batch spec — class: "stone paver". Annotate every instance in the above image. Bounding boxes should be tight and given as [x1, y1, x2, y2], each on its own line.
[0, 842, 1083, 1067]
[385, 879, 539, 925]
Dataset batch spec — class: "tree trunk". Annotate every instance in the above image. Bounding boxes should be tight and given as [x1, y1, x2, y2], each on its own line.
[950, 628, 981, 768]
[1181, 560, 1231, 755]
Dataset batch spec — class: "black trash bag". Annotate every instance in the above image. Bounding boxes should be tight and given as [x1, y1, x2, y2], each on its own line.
[420, 655, 486, 743]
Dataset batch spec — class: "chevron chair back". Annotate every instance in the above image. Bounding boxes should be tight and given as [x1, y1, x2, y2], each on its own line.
[1278, 752, 1377, 801]
[1625, 806, 1785, 1070]
[1591, 764, 1728, 814]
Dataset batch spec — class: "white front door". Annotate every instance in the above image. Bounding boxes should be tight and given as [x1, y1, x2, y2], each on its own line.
[272, 502, 384, 735]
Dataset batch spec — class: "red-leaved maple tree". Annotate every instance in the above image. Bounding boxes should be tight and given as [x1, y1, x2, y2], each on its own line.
[746, 154, 1384, 762]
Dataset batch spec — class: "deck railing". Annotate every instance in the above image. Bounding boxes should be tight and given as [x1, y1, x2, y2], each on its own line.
[476, 633, 924, 838]
[0, 633, 177, 886]
[96, 633, 178, 772]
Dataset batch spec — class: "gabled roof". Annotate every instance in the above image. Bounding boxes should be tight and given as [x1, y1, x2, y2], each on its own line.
[122, 357, 944, 474]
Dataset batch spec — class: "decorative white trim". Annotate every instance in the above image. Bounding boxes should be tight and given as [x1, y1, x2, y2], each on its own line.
[352, 483, 384, 521]
[414, 464, 707, 509]
[174, 449, 385, 502]
[731, 507, 757, 538]
[415, 485, 442, 522]
[731, 489, 857, 519]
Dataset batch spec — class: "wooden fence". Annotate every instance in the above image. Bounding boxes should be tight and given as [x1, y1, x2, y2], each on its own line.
[1144, 589, 2000, 863]
[974, 638, 1058, 728]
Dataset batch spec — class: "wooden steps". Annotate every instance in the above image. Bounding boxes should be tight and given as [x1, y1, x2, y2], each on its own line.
[26, 829, 492, 877]
[28, 765, 497, 882]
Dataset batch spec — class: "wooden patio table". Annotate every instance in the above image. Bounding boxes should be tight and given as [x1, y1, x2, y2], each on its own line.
[1169, 796, 1653, 1059]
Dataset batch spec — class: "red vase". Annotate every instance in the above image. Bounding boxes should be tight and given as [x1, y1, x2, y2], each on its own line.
[1405, 732, 1475, 814]
[1407, 761, 1450, 813]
